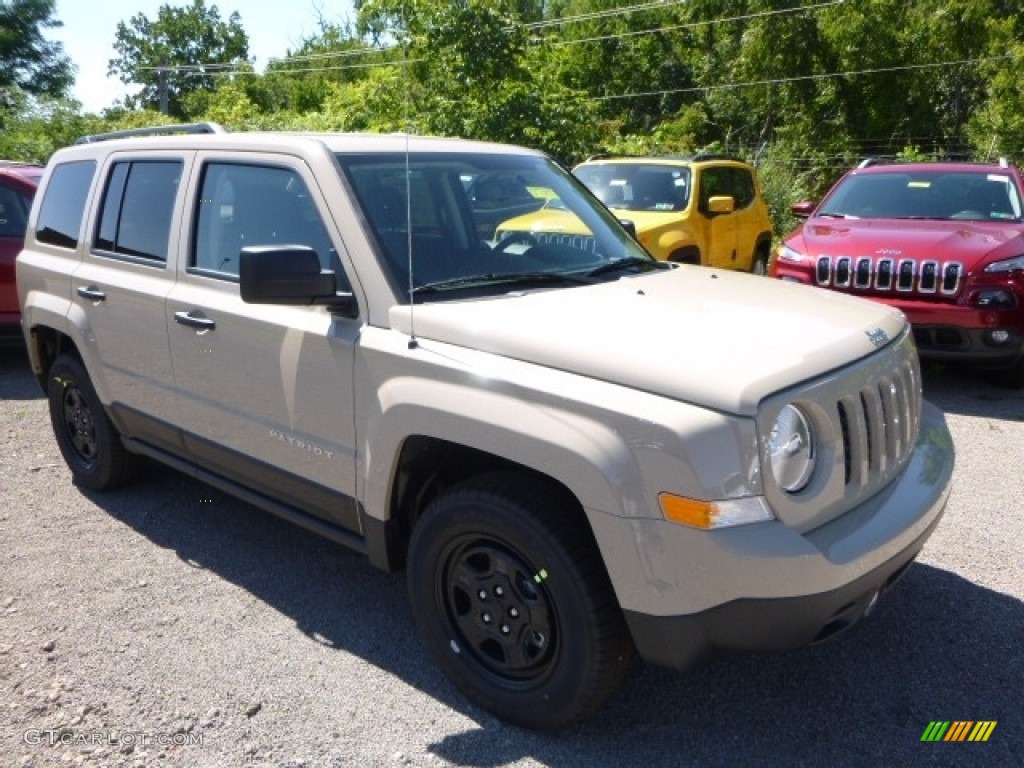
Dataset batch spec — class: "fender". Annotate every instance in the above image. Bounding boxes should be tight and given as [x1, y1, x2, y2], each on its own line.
[354, 329, 761, 526]
[361, 373, 642, 522]
[656, 228, 697, 258]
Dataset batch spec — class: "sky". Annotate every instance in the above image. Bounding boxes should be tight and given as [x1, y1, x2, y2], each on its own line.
[46, 0, 356, 113]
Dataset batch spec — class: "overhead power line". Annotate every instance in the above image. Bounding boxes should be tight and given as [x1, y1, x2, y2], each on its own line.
[592, 55, 1015, 101]
[551, 0, 846, 47]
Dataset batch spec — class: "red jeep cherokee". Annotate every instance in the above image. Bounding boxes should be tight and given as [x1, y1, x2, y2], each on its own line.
[772, 159, 1024, 385]
[0, 162, 43, 343]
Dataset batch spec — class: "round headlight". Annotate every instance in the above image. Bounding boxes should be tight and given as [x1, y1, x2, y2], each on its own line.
[768, 405, 816, 493]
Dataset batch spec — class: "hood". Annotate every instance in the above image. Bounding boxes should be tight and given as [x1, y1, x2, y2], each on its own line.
[389, 267, 907, 416]
[793, 217, 1024, 270]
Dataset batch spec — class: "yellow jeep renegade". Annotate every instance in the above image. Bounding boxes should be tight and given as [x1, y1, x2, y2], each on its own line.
[496, 155, 774, 273]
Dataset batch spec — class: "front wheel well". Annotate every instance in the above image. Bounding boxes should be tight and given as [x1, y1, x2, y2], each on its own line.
[667, 246, 701, 265]
[378, 436, 588, 572]
[27, 326, 78, 392]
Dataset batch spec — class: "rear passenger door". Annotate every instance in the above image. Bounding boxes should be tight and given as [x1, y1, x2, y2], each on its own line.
[70, 155, 186, 437]
[166, 156, 361, 531]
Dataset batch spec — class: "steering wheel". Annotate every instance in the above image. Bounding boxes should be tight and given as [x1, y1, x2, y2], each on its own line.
[492, 231, 538, 252]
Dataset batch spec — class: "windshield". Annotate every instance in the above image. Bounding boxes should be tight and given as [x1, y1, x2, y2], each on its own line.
[818, 170, 1024, 221]
[337, 151, 653, 302]
[574, 163, 691, 212]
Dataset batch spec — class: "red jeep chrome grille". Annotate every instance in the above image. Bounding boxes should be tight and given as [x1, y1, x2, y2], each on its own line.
[816, 256, 963, 296]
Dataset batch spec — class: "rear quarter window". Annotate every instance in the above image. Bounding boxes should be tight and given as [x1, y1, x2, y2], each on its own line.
[36, 161, 97, 249]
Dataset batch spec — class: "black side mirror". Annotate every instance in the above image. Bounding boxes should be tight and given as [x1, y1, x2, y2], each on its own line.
[239, 245, 357, 317]
[619, 219, 638, 240]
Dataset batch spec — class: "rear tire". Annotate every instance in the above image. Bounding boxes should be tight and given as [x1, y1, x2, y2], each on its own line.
[407, 472, 634, 729]
[752, 247, 770, 275]
[48, 354, 138, 490]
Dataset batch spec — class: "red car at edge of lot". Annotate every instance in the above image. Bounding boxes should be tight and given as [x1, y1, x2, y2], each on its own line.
[1, 162, 43, 344]
[771, 158, 1024, 386]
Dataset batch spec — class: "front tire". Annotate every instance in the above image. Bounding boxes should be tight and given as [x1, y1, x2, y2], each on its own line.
[407, 473, 633, 729]
[48, 354, 138, 490]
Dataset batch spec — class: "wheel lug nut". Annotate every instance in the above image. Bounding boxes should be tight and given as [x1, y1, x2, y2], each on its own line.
[494, 586, 504, 597]
[481, 612, 492, 624]
[478, 589, 487, 600]
[508, 607, 519, 618]
[500, 624, 510, 635]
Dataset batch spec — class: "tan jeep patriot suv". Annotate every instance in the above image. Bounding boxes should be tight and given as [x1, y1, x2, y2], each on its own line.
[17, 123, 953, 729]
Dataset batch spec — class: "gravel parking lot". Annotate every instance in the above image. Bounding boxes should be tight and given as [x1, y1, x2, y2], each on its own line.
[1, 343, 1021, 768]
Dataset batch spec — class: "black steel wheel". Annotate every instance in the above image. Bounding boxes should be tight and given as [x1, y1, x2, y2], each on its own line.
[407, 472, 633, 729]
[48, 354, 138, 490]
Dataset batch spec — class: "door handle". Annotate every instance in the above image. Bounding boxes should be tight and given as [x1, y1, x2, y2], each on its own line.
[174, 310, 216, 331]
[76, 285, 106, 302]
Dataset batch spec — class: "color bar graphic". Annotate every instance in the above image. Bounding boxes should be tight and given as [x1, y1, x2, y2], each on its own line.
[921, 721, 996, 742]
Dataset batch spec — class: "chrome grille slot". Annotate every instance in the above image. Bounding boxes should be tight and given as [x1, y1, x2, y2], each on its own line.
[875, 258, 894, 290]
[897, 259, 916, 291]
[835, 256, 852, 287]
[941, 262, 963, 294]
[854, 257, 872, 289]
[816, 255, 831, 285]
[919, 261, 938, 293]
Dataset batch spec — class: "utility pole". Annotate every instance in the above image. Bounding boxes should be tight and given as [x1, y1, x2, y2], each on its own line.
[158, 55, 169, 115]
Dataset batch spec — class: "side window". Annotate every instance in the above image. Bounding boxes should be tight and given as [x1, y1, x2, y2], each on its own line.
[0, 185, 30, 238]
[193, 163, 338, 278]
[94, 160, 182, 263]
[699, 167, 731, 212]
[36, 160, 96, 248]
[730, 168, 756, 209]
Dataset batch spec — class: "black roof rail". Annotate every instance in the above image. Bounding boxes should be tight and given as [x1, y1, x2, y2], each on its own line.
[75, 122, 227, 145]
[691, 152, 743, 162]
[857, 157, 879, 169]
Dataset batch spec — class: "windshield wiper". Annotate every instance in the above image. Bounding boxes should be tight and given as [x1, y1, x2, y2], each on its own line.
[410, 271, 593, 296]
[585, 256, 666, 277]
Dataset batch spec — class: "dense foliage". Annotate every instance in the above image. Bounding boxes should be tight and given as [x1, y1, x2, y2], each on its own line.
[3, 0, 1023, 235]
[0, 0, 72, 99]
[108, 0, 248, 117]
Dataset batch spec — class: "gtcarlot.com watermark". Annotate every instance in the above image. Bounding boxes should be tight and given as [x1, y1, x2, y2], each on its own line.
[24, 729, 203, 748]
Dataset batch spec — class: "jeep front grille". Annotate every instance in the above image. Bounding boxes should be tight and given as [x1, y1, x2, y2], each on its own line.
[533, 232, 598, 253]
[757, 327, 923, 532]
[836, 361, 919, 489]
[816, 256, 963, 297]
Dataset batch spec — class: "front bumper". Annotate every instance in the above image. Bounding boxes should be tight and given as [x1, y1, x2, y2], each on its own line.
[587, 401, 954, 671]
[772, 268, 1024, 366]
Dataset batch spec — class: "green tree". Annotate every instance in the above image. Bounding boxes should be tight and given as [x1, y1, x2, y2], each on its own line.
[352, 0, 598, 161]
[108, 0, 249, 117]
[0, 0, 73, 99]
